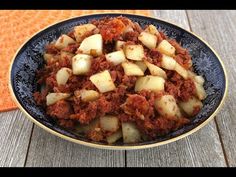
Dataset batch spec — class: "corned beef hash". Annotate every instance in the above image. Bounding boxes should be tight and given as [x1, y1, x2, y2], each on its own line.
[34, 16, 207, 144]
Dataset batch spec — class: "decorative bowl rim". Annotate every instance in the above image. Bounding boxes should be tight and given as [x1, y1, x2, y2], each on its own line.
[8, 12, 228, 150]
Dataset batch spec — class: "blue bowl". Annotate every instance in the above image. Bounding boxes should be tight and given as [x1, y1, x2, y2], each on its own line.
[9, 13, 228, 150]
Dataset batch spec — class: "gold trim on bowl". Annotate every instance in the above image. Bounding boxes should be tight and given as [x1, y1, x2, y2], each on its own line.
[8, 13, 228, 150]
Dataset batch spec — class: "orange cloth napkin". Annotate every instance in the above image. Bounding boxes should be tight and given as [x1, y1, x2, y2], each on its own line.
[0, 10, 150, 112]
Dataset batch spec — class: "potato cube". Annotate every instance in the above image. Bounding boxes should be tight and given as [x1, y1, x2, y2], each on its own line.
[135, 61, 147, 73]
[43, 53, 53, 62]
[176, 107, 183, 118]
[122, 122, 141, 143]
[55, 34, 76, 50]
[122, 61, 144, 76]
[138, 31, 157, 49]
[46, 93, 70, 106]
[175, 63, 188, 79]
[74, 24, 97, 42]
[194, 82, 207, 100]
[78, 34, 103, 56]
[89, 70, 116, 93]
[161, 54, 176, 70]
[157, 39, 176, 56]
[106, 130, 123, 144]
[195, 75, 205, 85]
[135, 75, 165, 92]
[155, 95, 179, 117]
[115, 41, 126, 51]
[43, 53, 58, 64]
[187, 71, 205, 85]
[75, 89, 100, 102]
[179, 97, 203, 116]
[56, 67, 72, 85]
[144, 60, 167, 79]
[145, 25, 160, 36]
[72, 54, 92, 75]
[187, 70, 196, 79]
[100, 115, 119, 132]
[105, 50, 126, 65]
[124, 44, 145, 61]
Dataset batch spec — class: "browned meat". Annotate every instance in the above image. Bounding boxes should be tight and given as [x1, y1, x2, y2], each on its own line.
[47, 100, 73, 120]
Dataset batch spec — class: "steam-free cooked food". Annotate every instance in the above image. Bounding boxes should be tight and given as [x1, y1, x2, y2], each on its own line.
[34, 16, 207, 144]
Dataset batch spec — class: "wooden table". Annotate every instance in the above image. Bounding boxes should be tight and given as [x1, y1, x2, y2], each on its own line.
[0, 10, 235, 167]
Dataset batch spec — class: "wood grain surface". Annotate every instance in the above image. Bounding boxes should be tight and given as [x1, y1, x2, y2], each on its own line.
[0, 10, 235, 167]
[25, 126, 125, 167]
[187, 10, 236, 167]
[0, 111, 33, 167]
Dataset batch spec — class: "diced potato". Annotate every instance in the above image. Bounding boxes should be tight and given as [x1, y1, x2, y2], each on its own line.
[122, 122, 141, 143]
[43, 53, 58, 63]
[74, 24, 97, 42]
[78, 34, 103, 56]
[46, 93, 70, 106]
[138, 31, 157, 49]
[144, 60, 167, 79]
[179, 97, 203, 116]
[75, 89, 100, 102]
[187, 70, 196, 79]
[106, 130, 123, 144]
[115, 41, 126, 51]
[144, 24, 160, 36]
[55, 34, 76, 50]
[124, 44, 145, 61]
[161, 58, 190, 80]
[187, 71, 205, 85]
[187, 59, 193, 68]
[161, 54, 176, 70]
[161, 55, 191, 79]
[43, 53, 53, 61]
[56, 67, 72, 85]
[76, 118, 99, 133]
[175, 63, 188, 79]
[194, 82, 207, 100]
[72, 54, 92, 75]
[100, 115, 119, 132]
[176, 107, 183, 118]
[157, 39, 176, 57]
[154, 95, 179, 117]
[135, 61, 147, 73]
[121, 61, 144, 76]
[105, 50, 126, 65]
[135, 75, 165, 92]
[195, 75, 205, 85]
[89, 70, 116, 93]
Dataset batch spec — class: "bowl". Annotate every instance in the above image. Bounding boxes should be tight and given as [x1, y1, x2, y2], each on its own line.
[9, 13, 228, 150]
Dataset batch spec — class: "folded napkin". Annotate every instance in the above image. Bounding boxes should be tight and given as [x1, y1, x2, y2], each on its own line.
[0, 10, 150, 112]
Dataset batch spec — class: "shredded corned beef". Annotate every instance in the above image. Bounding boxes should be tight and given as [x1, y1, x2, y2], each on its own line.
[164, 71, 196, 101]
[47, 100, 73, 120]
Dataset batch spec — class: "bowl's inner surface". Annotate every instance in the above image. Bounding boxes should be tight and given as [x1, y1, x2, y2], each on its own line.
[11, 14, 226, 146]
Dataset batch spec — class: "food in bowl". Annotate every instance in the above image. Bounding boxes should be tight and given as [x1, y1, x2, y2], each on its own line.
[33, 16, 207, 144]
